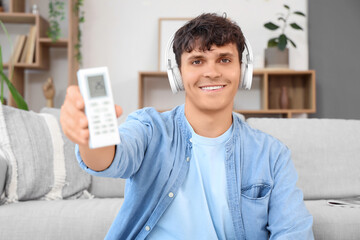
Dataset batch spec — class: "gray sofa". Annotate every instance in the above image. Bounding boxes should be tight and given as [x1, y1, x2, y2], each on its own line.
[0, 105, 360, 239]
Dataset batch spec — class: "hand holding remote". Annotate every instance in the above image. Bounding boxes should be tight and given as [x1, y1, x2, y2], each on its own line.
[60, 85, 122, 147]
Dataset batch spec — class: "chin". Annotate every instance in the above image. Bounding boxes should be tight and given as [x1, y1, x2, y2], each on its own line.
[197, 102, 232, 113]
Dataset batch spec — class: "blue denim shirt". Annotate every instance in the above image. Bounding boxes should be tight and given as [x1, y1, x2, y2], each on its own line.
[76, 105, 314, 240]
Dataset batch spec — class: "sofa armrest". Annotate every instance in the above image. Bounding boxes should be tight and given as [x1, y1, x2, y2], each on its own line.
[0, 156, 7, 196]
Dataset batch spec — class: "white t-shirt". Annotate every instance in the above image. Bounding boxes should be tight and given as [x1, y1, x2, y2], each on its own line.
[147, 120, 236, 239]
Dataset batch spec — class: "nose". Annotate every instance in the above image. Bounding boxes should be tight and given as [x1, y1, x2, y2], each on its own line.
[202, 62, 222, 79]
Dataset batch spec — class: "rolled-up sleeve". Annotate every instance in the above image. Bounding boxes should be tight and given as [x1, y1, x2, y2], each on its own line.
[75, 111, 154, 179]
[267, 147, 314, 240]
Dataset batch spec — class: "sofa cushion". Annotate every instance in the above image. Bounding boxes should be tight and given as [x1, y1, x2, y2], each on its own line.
[90, 176, 126, 198]
[0, 104, 91, 204]
[0, 198, 123, 240]
[40, 107, 128, 199]
[246, 118, 360, 200]
[305, 200, 360, 240]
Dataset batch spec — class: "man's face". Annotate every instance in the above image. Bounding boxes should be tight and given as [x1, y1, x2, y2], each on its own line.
[180, 43, 241, 113]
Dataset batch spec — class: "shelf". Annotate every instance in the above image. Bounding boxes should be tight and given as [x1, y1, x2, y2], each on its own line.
[138, 69, 316, 118]
[1, 0, 80, 108]
[3, 62, 48, 69]
[0, 12, 36, 24]
[38, 38, 68, 48]
[268, 71, 315, 111]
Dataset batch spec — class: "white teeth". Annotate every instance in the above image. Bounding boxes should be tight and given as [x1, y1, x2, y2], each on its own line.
[201, 86, 224, 90]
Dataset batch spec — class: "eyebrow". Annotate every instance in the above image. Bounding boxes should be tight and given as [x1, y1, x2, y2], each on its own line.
[186, 52, 235, 61]
[186, 55, 204, 61]
[218, 52, 235, 58]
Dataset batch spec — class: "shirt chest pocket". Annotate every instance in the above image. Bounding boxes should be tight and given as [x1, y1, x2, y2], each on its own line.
[241, 182, 272, 200]
[241, 182, 272, 239]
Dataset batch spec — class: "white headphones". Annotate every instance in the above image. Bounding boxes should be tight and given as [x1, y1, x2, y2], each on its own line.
[166, 33, 254, 94]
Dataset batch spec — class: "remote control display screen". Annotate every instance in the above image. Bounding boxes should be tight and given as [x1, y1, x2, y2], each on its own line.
[87, 75, 107, 98]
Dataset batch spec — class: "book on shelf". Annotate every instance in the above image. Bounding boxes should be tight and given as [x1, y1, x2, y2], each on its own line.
[19, 36, 29, 63]
[19, 25, 37, 64]
[25, 25, 37, 64]
[10, 35, 27, 64]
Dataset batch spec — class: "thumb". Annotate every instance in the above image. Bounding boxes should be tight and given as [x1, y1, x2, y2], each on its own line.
[115, 105, 123, 118]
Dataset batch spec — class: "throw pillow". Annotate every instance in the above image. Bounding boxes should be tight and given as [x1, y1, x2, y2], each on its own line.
[0, 104, 92, 204]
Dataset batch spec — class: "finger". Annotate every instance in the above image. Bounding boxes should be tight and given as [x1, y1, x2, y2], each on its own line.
[115, 105, 123, 118]
[61, 112, 89, 145]
[66, 86, 85, 111]
[63, 88, 87, 120]
[61, 103, 88, 130]
[78, 116, 88, 129]
[78, 129, 90, 146]
[67, 128, 89, 146]
[76, 98, 85, 111]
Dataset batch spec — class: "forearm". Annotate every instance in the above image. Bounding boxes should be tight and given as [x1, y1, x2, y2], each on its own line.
[78, 144, 116, 172]
[268, 147, 314, 239]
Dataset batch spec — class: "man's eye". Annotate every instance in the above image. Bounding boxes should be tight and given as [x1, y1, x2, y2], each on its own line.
[221, 58, 231, 63]
[192, 60, 202, 65]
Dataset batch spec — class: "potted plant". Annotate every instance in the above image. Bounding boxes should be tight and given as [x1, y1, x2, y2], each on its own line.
[264, 4, 306, 68]
[47, 0, 65, 42]
[74, 0, 85, 66]
[0, 20, 28, 110]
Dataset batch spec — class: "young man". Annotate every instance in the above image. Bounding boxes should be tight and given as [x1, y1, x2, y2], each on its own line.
[60, 13, 314, 239]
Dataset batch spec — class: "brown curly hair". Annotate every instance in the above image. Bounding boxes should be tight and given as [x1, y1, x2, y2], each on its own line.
[173, 13, 245, 68]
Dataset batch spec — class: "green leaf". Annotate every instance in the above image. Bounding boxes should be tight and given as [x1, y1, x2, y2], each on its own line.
[278, 34, 288, 51]
[267, 38, 278, 48]
[264, 22, 280, 30]
[288, 37, 297, 48]
[294, 11, 306, 17]
[284, 4, 290, 10]
[0, 45, 3, 73]
[290, 23, 303, 30]
[0, 71, 29, 110]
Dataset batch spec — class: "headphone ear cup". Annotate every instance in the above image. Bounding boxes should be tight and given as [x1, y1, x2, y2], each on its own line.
[240, 62, 253, 90]
[167, 65, 184, 94]
[173, 66, 184, 92]
[240, 62, 246, 89]
[167, 67, 178, 94]
[244, 62, 253, 90]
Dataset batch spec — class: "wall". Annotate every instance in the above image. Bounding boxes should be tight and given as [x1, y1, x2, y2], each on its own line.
[1, 0, 308, 117]
[81, 0, 308, 120]
[309, 0, 360, 119]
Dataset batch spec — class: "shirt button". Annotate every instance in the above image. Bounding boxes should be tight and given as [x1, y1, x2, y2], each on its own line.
[186, 157, 190, 162]
[189, 138, 193, 143]
[168, 192, 174, 198]
[145, 226, 151, 231]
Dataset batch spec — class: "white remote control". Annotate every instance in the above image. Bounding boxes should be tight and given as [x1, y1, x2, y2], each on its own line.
[77, 67, 120, 148]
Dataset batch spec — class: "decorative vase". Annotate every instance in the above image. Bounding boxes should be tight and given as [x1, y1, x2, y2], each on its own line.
[279, 86, 289, 109]
[264, 47, 289, 69]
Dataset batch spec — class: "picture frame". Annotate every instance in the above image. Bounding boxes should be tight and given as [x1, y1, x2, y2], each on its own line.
[158, 18, 192, 72]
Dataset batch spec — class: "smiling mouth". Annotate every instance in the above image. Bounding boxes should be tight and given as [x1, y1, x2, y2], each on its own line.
[200, 85, 225, 91]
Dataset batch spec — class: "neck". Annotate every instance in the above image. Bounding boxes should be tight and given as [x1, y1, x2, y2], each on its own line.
[184, 102, 233, 138]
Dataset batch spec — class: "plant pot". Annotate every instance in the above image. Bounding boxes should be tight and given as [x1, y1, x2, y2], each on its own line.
[264, 47, 289, 69]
